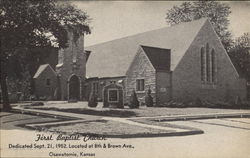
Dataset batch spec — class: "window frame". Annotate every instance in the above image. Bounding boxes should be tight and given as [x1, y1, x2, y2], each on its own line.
[211, 49, 216, 84]
[201, 47, 206, 82]
[46, 78, 51, 86]
[136, 78, 145, 92]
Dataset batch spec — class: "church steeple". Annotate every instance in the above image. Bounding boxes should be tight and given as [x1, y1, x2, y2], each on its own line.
[56, 30, 86, 101]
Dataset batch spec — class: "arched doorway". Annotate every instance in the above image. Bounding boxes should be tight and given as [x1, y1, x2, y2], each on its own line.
[68, 75, 80, 100]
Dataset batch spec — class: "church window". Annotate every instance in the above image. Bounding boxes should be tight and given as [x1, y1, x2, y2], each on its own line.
[46, 79, 51, 86]
[211, 49, 216, 83]
[206, 43, 211, 82]
[201, 47, 206, 82]
[201, 43, 217, 85]
[136, 79, 145, 91]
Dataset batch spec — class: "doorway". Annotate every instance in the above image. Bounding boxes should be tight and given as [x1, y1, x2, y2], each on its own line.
[68, 75, 80, 100]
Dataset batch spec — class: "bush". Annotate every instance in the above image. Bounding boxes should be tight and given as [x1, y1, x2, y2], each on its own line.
[88, 91, 98, 107]
[30, 102, 44, 106]
[128, 90, 139, 109]
[68, 99, 78, 103]
[145, 88, 153, 107]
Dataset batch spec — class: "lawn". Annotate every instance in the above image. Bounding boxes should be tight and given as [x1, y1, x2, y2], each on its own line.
[41, 119, 175, 138]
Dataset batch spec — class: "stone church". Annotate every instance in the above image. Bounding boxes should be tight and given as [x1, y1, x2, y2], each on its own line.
[33, 31, 89, 101]
[33, 18, 249, 105]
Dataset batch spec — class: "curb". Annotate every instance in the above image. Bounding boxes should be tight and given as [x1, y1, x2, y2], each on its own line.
[103, 130, 204, 138]
[80, 130, 205, 139]
[129, 113, 250, 122]
[11, 108, 78, 120]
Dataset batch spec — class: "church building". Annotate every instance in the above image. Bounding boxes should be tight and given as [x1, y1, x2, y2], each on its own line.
[33, 31, 89, 101]
[33, 18, 248, 105]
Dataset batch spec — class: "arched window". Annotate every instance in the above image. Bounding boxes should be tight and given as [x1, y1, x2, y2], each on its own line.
[206, 43, 211, 82]
[201, 47, 206, 81]
[211, 49, 216, 83]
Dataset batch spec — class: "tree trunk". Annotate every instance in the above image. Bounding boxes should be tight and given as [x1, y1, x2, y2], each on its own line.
[0, 39, 11, 111]
[0, 75, 11, 111]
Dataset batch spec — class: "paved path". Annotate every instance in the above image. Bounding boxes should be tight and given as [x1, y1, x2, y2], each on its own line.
[128, 111, 250, 120]
[103, 117, 190, 132]
[13, 106, 101, 120]
[25, 119, 85, 129]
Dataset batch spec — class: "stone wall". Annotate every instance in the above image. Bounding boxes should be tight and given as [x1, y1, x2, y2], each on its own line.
[126, 47, 156, 104]
[172, 20, 247, 103]
[156, 71, 172, 106]
[34, 66, 57, 99]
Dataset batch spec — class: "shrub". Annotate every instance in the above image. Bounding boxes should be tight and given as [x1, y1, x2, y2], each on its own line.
[88, 91, 98, 107]
[30, 102, 44, 106]
[145, 88, 153, 107]
[128, 90, 139, 109]
[68, 99, 78, 103]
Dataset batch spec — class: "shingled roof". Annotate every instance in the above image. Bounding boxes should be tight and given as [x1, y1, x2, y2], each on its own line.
[86, 18, 208, 78]
[141, 45, 170, 71]
[33, 64, 56, 78]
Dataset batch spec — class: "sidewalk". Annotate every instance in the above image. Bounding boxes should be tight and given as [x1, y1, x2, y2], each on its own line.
[128, 111, 250, 121]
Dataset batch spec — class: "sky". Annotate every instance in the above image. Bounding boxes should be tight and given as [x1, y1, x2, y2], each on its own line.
[71, 1, 250, 46]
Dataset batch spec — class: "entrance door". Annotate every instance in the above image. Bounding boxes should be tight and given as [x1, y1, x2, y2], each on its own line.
[68, 75, 80, 100]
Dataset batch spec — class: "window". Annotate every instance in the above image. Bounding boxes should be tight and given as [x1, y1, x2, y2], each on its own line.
[136, 79, 145, 91]
[108, 89, 119, 102]
[201, 43, 217, 84]
[211, 49, 216, 83]
[92, 82, 99, 94]
[201, 47, 206, 81]
[46, 79, 50, 86]
[206, 43, 211, 82]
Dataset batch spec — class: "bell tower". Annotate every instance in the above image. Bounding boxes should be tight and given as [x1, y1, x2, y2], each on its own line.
[56, 30, 87, 101]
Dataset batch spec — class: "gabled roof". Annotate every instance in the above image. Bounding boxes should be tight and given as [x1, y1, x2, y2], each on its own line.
[141, 45, 170, 71]
[33, 64, 56, 78]
[86, 18, 208, 78]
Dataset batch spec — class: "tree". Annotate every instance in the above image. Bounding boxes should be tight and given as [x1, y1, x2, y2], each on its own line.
[229, 33, 250, 83]
[166, 1, 233, 51]
[145, 88, 153, 107]
[129, 90, 139, 109]
[0, 0, 90, 111]
[88, 91, 98, 108]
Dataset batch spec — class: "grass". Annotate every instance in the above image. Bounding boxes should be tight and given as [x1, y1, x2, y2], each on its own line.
[29, 107, 137, 117]
[41, 120, 175, 138]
